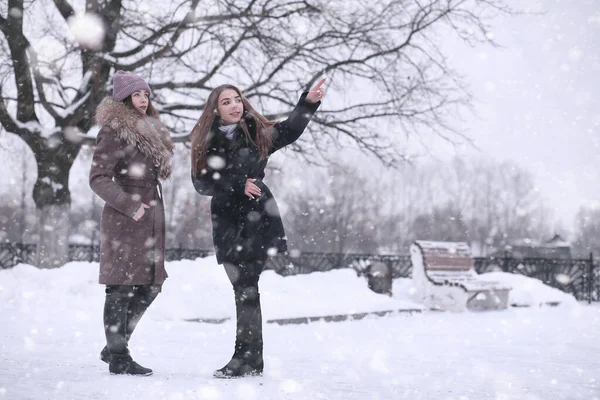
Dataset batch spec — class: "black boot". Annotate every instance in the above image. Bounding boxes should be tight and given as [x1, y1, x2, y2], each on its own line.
[100, 346, 111, 364]
[109, 352, 153, 376]
[100, 285, 157, 365]
[103, 285, 156, 374]
[214, 288, 264, 379]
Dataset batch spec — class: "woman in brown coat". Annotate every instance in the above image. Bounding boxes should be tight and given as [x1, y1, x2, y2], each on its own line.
[90, 71, 174, 376]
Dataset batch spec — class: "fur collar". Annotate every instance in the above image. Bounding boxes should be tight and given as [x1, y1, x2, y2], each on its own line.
[95, 97, 174, 179]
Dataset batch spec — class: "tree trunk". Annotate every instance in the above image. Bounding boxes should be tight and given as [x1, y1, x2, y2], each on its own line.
[20, 146, 28, 242]
[31, 139, 80, 268]
[35, 203, 70, 268]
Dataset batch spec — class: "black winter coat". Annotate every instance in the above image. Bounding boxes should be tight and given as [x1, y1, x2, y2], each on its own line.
[192, 93, 320, 264]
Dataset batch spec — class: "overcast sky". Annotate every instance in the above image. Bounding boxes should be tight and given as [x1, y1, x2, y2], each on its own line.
[436, 0, 599, 226]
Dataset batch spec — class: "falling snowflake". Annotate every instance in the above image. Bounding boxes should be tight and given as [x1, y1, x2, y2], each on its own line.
[128, 163, 146, 178]
[555, 274, 571, 285]
[289, 249, 301, 258]
[264, 198, 280, 217]
[207, 155, 226, 170]
[23, 336, 35, 351]
[8, 8, 22, 18]
[68, 13, 105, 50]
[246, 211, 261, 222]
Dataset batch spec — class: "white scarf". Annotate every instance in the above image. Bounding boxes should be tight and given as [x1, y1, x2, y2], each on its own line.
[218, 124, 237, 140]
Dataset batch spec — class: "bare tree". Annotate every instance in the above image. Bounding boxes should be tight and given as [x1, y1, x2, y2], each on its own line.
[573, 206, 600, 258]
[283, 163, 379, 253]
[441, 158, 553, 254]
[0, 0, 513, 266]
[368, 156, 554, 254]
[161, 144, 212, 249]
[411, 202, 469, 242]
[0, 195, 20, 242]
[0, 136, 36, 243]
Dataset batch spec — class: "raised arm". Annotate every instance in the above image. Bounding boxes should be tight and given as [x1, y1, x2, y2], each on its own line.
[271, 78, 326, 153]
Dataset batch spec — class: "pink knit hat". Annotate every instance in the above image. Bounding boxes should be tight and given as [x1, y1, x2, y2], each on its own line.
[112, 70, 152, 102]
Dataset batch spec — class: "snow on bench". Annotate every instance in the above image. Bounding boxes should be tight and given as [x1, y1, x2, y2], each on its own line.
[410, 241, 512, 311]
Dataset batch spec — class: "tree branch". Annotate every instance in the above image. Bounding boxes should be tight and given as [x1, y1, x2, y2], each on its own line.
[110, 21, 181, 58]
[4, 0, 37, 122]
[114, 0, 201, 70]
[0, 15, 7, 34]
[26, 46, 62, 121]
[52, 0, 75, 22]
[0, 86, 24, 135]
[150, 27, 252, 89]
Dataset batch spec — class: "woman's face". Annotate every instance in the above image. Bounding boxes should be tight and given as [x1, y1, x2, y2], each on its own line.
[216, 89, 243, 125]
[131, 90, 149, 115]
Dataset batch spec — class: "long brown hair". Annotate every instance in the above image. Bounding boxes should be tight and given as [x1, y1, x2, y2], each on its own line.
[190, 84, 274, 175]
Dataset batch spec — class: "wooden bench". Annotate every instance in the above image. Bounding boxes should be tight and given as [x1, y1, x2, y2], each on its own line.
[410, 241, 511, 311]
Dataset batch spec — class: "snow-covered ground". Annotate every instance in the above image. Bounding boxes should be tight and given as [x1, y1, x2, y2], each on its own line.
[1, 257, 599, 399]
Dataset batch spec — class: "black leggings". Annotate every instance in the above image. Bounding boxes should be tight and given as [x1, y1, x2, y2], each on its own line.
[223, 259, 265, 292]
[222, 259, 265, 363]
[103, 285, 158, 355]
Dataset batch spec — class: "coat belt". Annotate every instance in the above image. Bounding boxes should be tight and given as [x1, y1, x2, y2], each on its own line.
[115, 178, 160, 188]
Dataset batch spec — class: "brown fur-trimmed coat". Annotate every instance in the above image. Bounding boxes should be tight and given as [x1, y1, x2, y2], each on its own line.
[90, 97, 173, 289]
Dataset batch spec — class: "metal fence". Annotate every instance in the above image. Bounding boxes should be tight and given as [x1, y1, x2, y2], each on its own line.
[0, 243, 214, 267]
[1, 243, 597, 302]
[473, 254, 599, 303]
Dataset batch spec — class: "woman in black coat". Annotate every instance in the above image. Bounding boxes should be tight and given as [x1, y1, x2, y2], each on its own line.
[190, 78, 326, 378]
